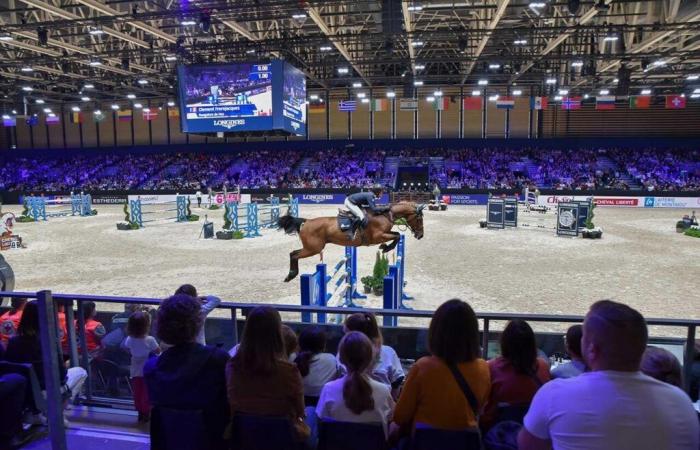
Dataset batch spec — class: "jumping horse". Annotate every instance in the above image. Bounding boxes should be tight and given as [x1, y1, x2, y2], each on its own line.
[278, 201, 425, 282]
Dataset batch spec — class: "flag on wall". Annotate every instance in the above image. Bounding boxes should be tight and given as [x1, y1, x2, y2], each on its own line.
[46, 114, 60, 125]
[309, 103, 326, 113]
[595, 96, 616, 110]
[530, 96, 548, 110]
[399, 98, 418, 111]
[94, 111, 106, 122]
[142, 110, 158, 121]
[665, 95, 686, 109]
[496, 97, 515, 110]
[561, 97, 582, 110]
[338, 100, 357, 112]
[370, 98, 388, 112]
[463, 97, 482, 111]
[117, 109, 133, 121]
[167, 108, 180, 118]
[25, 115, 39, 126]
[70, 112, 83, 124]
[629, 96, 651, 109]
[432, 97, 449, 111]
[2, 116, 16, 127]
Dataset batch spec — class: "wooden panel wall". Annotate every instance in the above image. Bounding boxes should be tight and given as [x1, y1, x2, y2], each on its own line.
[351, 103, 370, 139]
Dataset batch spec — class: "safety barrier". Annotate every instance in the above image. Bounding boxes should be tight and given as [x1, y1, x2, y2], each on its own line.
[129, 196, 187, 227]
[26, 193, 92, 221]
[300, 246, 366, 323]
[486, 197, 592, 236]
[224, 197, 299, 238]
[382, 234, 413, 326]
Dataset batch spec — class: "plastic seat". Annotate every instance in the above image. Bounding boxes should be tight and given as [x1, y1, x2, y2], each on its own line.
[230, 413, 302, 450]
[318, 419, 386, 450]
[411, 424, 482, 450]
[151, 406, 221, 450]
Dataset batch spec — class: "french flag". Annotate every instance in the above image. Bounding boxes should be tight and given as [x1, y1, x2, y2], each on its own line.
[496, 97, 515, 110]
[595, 96, 616, 110]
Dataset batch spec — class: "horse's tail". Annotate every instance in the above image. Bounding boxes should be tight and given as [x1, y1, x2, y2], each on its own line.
[278, 214, 306, 235]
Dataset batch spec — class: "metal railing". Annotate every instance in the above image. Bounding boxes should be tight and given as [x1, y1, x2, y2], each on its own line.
[0, 290, 697, 449]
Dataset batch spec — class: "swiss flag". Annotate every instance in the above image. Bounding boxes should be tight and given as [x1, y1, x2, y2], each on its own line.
[665, 95, 686, 109]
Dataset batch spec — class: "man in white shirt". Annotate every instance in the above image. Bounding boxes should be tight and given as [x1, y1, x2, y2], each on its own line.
[519, 300, 699, 450]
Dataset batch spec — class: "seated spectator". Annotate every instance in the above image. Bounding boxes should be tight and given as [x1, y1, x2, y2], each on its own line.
[226, 306, 308, 441]
[518, 300, 699, 450]
[641, 346, 683, 388]
[0, 298, 27, 347]
[282, 324, 299, 362]
[342, 313, 404, 397]
[174, 284, 221, 346]
[82, 301, 106, 359]
[392, 299, 490, 437]
[551, 324, 586, 379]
[123, 311, 161, 423]
[481, 320, 550, 431]
[316, 331, 395, 437]
[144, 295, 229, 450]
[295, 327, 340, 406]
[0, 373, 27, 449]
[5, 302, 87, 422]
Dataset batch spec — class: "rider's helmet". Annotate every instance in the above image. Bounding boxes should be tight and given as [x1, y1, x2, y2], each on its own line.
[371, 184, 384, 196]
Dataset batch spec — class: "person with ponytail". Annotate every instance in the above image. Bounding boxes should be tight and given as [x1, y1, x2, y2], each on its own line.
[294, 327, 340, 407]
[316, 331, 395, 437]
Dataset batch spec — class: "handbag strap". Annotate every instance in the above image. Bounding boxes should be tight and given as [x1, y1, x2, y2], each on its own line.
[446, 363, 479, 417]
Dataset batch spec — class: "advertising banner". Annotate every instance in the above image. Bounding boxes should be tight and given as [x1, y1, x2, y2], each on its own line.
[442, 194, 489, 205]
[128, 194, 251, 205]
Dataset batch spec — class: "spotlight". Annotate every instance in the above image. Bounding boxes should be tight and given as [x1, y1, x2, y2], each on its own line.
[603, 34, 618, 42]
[167, 101, 175, 107]
[411, 41, 424, 47]
[426, 96, 435, 102]
[42, 108, 51, 113]
[83, 84, 94, 89]
[0, 33, 13, 41]
[599, 89, 609, 95]
[512, 90, 522, 96]
[488, 95, 499, 102]
[386, 91, 396, 98]
[407, 4, 423, 11]
[291, 13, 307, 19]
[686, 75, 699, 81]
[133, 103, 143, 109]
[71, 106, 80, 112]
[127, 94, 136, 99]
[545, 78, 557, 85]
[88, 59, 102, 66]
[309, 94, 319, 100]
[433, 90, 443, 97]
[165, 55, 177, 61]
[337, 67, 349, 75]
[20, 66, 33, 72]
[180, 19, 196, 26]
[137, 79, 148, 85]
[94, 110, 102, 116]
[413, 80, 423, 86]
[320, 46, 332, 51]
[35, 99, 45, 104]
[414, 64, 425, 70]
[471, 90, 481, 96]
[489, 63, 501, 69]
[111, 104, 120, 110]
[478, 79, 488, 86]
[361, 98, 369, 104]
[88, 26, 104, 35]
[352, 82, 362, 88]
[514, 39, 527, 45]
[554, 95, 563, 101]
[558, 89, 569, 95]
[21, 86, 33, 92]
[81, 96, 90, 101]
[356, 92, 366, 98]
[571, 61, 584, 67]
[640, 89, 651, 95]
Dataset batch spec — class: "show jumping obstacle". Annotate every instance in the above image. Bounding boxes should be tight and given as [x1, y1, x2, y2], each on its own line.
[225, 196, 299, 238]
[129, 196, 187, 227]
[485, 196, 593, 237]
[26, 193, 92, 221]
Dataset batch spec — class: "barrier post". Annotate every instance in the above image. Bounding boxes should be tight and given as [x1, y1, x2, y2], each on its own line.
[176, 195, 187, 222]
[300, 274, 313, 323]
[383, 274, 397, 327]
[129, 200, 143, 227]
[71, 194, 81, 216]
[82, 194, 92, 216]
[288, 197, 299, 218]
[345, 246, 367, 306]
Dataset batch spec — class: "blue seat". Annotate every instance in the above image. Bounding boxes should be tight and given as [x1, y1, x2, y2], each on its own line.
[151, 406, 226, 450]
[230, 413, 302, 450]
[317, 419, 386, 450]
[411, 424, 482, 450]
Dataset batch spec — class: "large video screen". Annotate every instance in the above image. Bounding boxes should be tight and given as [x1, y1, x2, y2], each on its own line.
[178, 60, 306, 135]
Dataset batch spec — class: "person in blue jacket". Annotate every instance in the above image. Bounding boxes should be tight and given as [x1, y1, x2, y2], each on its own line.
[344, 185, 387, 227]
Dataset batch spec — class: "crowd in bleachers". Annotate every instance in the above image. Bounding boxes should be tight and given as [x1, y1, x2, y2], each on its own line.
[1, 291, 699, 450]
[0, 146, 698, 193]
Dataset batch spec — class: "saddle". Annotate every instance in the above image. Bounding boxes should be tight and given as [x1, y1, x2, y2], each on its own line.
[337, 209, 364, 240]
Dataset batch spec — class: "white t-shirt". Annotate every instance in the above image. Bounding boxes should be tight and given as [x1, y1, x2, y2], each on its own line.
[302, 353, 340, 397]
[524, 370, 700, 450]
[338, 345, 404, 387]
[124, 336, 159, 377]
[315, 375, 395, 437]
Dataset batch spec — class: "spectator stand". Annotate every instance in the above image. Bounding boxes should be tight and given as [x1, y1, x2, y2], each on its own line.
[129, 196, 187, 227]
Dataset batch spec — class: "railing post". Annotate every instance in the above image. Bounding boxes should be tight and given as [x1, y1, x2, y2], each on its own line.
[230, 308, 238, 345]
[300, 274, 312, 324]
[37, 290, 68, 450]
[482, 319, 490, 360]
[683, 325, 696, 394]
[64, 299, 79, 368]
[318, 264, 327, 324]
[76, 300, 92, 399]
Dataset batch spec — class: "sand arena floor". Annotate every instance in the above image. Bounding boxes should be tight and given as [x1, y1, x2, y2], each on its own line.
[2, 203, 698, 334]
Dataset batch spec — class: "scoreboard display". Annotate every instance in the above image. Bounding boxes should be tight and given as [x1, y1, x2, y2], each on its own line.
[177, 60, 306, 135]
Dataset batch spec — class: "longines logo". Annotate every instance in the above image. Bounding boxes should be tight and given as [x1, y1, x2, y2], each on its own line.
[214, 119, 246, 129]
[302, 194, 334, 203]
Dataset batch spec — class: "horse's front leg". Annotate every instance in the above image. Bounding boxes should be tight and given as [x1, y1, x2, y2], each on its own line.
[378, 231, 400, 253]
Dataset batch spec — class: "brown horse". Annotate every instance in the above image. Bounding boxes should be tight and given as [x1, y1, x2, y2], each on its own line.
[278, 201, 425, 282]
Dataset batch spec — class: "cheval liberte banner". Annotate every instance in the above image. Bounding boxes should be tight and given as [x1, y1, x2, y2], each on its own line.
[127, 194, 251, 206]
[536, 195, 700, 209]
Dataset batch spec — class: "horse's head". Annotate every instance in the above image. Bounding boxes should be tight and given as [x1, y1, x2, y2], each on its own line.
[393, 202, 425, 240]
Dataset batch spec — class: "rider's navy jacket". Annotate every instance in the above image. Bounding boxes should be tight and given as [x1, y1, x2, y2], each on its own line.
[346, 191, 382, 212]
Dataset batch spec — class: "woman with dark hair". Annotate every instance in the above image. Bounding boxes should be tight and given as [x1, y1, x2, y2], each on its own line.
[144, 294, 229, 450]
[295, 327, 339, 406]
[393, 299, 490, 436]
[316, 332, 395, 437]
[641, 346, 683, 388]
[226, 306, 308, 440]
[343, 313, 404, 396]
[481, 319, 550, 431]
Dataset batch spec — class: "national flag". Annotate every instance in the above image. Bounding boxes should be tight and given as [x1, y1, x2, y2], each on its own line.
[629, 96, 651, 109]
[595, 96, 616, 110]
[167, 108, 180, 118]
[561, 97, 582, 110]
[142, 110, 158, 121]
[46, 114, 60, 125]
[117, 109, 132, 122]
[432, 97, 449, 111]
[530, 96, 548, 110]
[309, 103, 326, 114]
[399, 98, 418, 111]
[25, 115, 39, 126]
[70, 112, 83, 124]
[496, 97, 515, 110]
[2, 116, 16, 127]
[94, 111, 106, 122]
[370, 98, 388, 112]
[338, 100, 357, 112]
[665, 95, 686, 109]
[463, 97, 482, 111]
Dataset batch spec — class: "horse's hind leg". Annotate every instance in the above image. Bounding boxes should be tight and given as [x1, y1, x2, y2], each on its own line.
[284, 247, 322, 282]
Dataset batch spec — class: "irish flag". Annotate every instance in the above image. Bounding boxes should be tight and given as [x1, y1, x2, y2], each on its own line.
[432, 97, 449, 110]
[496, 97, 515, 109]
[370, 98, 388, 112]
[629, 96, 651, 109]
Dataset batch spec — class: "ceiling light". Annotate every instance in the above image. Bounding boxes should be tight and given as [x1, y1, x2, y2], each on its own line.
[554, 95, 563, 101]
[167, 101, 175, 107]
[407, 5, 423, 11]
[137, 79, 148, 85]
[143, 107, 150, 112]
[88, 27, 104, 35]
[165, 55, 177, 61]
[613, 78, 619, 83]
[693, 88, 700, 94]
[488, 95, 499, 102]
[545, 78, 557, 84]
[88, 60, 102, 66]
[599, 89, 609, 95]
[651, 60, 666, 67]
[20, 66, 33, 72]
[71, 106, 80, 112]
[558, 89, 569, 95]
[571, 61, 584, 67]
[356, 92, 366, 98]
[94, 110, 102, 116]
[111, 104, 120, 110]
[11, 110, 16, 114]
[478, 79, 488, 86]
[691, 94, 700, 99]
[411, 41, 424, 47]
[413, 80, 423, 86]
[292, 13, 307, 19]
[434, 90, 443, 97]
[42, 108, 51, 113]
[309, 94, 319, 100]
[426, 96, 435, 102]
[529, 2, 546, 7]
[133, 103, 143, 109]
[180, 19, 196, 26]
[686, 75, 699, 81]
[320, 46, 332, 51]
[127, 94, 136, 99]
[337, 67, 349, 74]
[514, 39, 527, 45]
[81, 96, 90, 101]
[603, 35, 618, 42]
[584, 94, 590, 99]
[0, 33, 13, 41]
[22, 86, 33, 92]
[245, 49, 256, 54]
[83, 83, 94, 89]
[352, 82, 362, 88]
[512, 90, 522, 96]
[386, 91, 396, 98]
[415, 64, 426, 70]
[2, 115, 10, 120]
[489, 64, 501, 69]
[35, 99, 45, 104]
[361, 98, 370, 104]
[640, 89, 651, 95]
[471, 90, 481, 96]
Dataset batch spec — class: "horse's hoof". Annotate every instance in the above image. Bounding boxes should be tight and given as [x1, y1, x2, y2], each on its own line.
[284, 272, 297, 282]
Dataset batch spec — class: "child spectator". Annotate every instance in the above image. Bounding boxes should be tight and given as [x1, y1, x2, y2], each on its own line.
[295, 327, 340, 406]
[0, 298, 27, 347]
[123, 311, 161, 422]
[316, 331, 395, 437]
[174, 284, 220, 345]
[82, 301, 106, 359]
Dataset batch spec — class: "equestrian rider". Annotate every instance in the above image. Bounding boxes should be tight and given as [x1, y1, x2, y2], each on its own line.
[345, 185, 387, 227]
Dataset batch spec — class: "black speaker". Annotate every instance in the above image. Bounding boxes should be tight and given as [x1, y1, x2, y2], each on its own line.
[203, 222, 214, 239]
[403, 82, 414, 98]
[616, 65, 631, 95]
